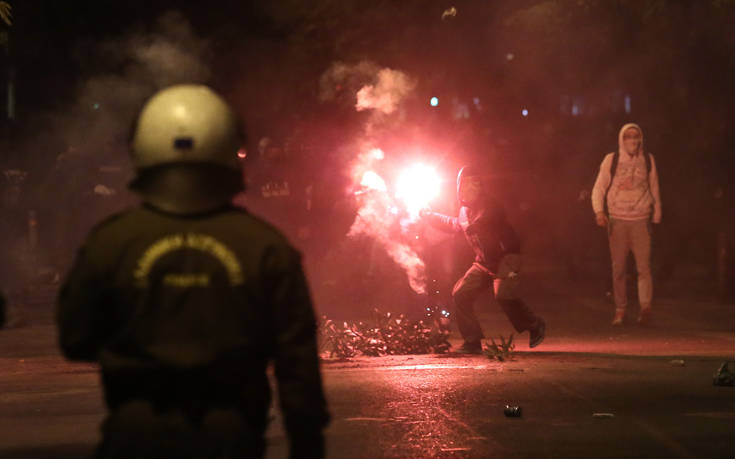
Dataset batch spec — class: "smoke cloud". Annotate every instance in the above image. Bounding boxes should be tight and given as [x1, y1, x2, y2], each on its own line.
[66, 10, 212, 151]
[14, 9, 214, 185]
[318, 60, 381, 103]
[355, 68, 416, 115]
[322, 61, 425, 294]
[320, 61, 416, 117]
[347, 150, 427, 294]
[7, 11, 213, 284]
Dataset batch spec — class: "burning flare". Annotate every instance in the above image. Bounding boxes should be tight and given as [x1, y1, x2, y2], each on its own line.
[349, 155, 428, 294]
[360, 170, 387, 193]
[395, 164, 441, 219]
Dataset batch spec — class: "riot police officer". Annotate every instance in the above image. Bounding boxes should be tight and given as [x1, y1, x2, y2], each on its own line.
[56, 84, 329, 458]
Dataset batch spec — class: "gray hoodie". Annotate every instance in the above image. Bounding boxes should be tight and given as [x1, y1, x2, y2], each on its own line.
[591, 123, 662, 222]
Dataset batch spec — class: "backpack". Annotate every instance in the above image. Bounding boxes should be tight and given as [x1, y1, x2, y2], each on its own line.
[603, 151, 652, 215]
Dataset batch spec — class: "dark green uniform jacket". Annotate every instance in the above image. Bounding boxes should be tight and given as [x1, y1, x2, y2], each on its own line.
[56, 203, 329, 451]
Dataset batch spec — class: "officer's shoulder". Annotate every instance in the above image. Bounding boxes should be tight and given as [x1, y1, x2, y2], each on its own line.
[85, 207, 140, 238]
[223, 207, 295, 246]
[228, 210, 303, 266]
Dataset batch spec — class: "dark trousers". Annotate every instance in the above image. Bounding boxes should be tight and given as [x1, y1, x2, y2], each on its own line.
[451, 255, 540, 343]
[97, 401, 265, 459]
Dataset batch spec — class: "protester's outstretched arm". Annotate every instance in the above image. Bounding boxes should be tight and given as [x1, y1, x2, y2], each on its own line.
[267, 245, 330, 458]
[421, 209, 461, 233]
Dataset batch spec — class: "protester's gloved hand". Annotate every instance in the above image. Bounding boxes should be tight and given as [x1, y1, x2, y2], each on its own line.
[595, 212, 609, 227]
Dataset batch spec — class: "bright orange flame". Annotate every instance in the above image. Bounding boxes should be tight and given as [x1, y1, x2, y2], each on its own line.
[395, 164, 441, 217]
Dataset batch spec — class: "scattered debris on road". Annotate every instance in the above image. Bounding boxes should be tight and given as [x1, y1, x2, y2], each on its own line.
[319, 309, 451, 358]
[441, 6, 458, 20]
[484, 334, 515, 361]
[713, 361, 735, 386]
[504, 405, 522, 417]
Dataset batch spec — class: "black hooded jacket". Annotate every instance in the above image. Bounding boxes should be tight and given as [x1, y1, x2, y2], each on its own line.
[425, 167, 520, 273]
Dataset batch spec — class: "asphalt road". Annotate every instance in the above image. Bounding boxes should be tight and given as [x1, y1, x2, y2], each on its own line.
[1, 275, 734, 458]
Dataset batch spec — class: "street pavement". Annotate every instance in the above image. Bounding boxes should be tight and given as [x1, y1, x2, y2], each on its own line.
[1, 271, 734, 458]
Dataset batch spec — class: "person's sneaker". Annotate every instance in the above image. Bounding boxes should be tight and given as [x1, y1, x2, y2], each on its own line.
[529, 318, 546, 348]
[637, 308, 652, 326]
[611, 309, 625, 326]
[454, 341, 483, 354]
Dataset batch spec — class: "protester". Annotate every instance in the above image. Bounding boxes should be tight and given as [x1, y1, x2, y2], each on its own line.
[592, 123, 662, 326]
[421, 165, 546, 353]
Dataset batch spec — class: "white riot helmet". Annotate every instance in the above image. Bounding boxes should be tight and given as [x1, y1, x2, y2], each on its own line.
[131, 84, 243, 171]
[129, 84, 246, 214]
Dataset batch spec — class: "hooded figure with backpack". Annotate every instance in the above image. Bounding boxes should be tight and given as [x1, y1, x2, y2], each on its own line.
[592, 123, 662, 326]
[420, 165, 546, 353]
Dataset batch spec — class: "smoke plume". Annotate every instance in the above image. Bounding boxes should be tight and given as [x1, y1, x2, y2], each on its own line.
[323, 62, 425, 294]
[355, 68, 416, 115]
[347, 150, 427, 294]
[65, 10, 212, 151]
[8, 11, 213, 282]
